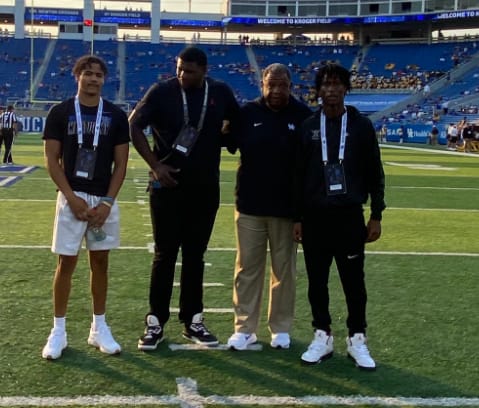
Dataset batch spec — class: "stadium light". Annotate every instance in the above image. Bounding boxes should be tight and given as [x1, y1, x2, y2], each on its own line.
[29, 0, 34, 104]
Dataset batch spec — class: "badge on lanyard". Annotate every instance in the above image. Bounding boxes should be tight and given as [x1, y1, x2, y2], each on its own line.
[73, 95, 103, 180]
[173, 81, 208, 157]
[324, 162, 347, 195]
[320, 109, 348, 196]
[74, 148, 98, 180]
[172, 125, 200, 156]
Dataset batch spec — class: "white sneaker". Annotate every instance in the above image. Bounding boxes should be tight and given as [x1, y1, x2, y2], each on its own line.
[227, 332, 257, 351]
[88, 325, 121, 355]
[270, 332, 290, 349]
[346, 333, 376, 371]
[42, 329, 67, 360]
[301, 329, 334, 364]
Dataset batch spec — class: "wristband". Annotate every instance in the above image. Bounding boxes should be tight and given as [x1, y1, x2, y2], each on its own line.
[100, 200, 112, 208]
[100, 196, 114, 208]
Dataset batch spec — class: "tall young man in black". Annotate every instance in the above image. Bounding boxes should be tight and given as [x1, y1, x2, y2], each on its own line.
[129, 46, 240, 349]
[294, 63, 385, 370]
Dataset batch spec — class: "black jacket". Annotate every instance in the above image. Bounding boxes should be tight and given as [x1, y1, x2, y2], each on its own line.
[234, 96, 312, 218]
[295, 105, 386, 221]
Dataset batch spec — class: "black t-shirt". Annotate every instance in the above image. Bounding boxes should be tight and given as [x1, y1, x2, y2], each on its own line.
[130, 77, 240, 186]
[43, 98, 130, 196]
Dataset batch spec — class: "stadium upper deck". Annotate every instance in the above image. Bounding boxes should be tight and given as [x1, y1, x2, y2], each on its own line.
[0, 0, 479, 44]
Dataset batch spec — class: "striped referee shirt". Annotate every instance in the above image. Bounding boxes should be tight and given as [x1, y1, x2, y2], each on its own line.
[0, 110, 17, 130]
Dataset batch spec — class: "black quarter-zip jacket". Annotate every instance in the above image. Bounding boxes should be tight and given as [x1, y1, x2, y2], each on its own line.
[234, 96, 312, 218]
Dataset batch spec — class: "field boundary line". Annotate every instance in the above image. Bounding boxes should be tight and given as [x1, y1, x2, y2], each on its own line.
[0, 245, 478, 257]
[380, 143, 479, 157]
[1, 376, 479, 407]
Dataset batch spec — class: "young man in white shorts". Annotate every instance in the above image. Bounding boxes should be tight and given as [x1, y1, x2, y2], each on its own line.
[41, 55, 129, 360]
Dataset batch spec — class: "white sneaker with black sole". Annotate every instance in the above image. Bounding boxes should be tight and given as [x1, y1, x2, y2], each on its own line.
[346, 333, 376, 371]
[227, 332, 257, 350]
[301, 329, 334, 364]
[270, 332, 290, 349]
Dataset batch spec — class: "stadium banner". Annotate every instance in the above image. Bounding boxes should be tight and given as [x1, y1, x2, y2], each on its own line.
[345, 94, 409, 112]
[17, 116, 47, 133]
[385, 123, 447, 144]
[23, 6, 479, 26]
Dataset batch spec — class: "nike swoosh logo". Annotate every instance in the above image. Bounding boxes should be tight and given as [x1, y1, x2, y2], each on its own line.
[253, 122, 263, 127]
[347, 254, 359, 260]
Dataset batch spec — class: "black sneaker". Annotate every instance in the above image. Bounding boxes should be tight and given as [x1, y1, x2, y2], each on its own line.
[138, 314, 164, 351]
[182, 313, 219, 346]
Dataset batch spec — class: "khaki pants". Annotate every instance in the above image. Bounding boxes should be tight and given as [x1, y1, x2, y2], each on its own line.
[233, 211, 297, 334]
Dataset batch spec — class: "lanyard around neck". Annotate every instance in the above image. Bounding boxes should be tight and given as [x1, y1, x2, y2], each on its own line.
[180, 80, 208, 133]
[74, 95, 103, 149]
[320, 109, 348, 164]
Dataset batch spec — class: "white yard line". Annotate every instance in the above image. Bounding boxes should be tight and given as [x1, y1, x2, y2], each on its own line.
[0, 244, 478, 257]
[1, 377, 479, 407]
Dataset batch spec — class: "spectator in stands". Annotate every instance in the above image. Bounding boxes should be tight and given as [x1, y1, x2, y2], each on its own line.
[41, 55, 130, 360]
[0, 105, 18, 164]
[294, 63, 385, 371]
[129, 46, 240, 351]
[226, 63, 312, 351]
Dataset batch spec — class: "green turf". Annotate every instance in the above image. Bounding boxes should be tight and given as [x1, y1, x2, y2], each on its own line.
[1, 134, 479, 407]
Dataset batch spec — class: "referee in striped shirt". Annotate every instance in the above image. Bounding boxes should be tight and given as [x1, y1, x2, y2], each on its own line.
[0, 105, 18, 164]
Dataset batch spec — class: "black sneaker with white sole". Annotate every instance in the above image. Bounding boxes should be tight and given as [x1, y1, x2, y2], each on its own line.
[138, 314, 164, 351]
[182, 313, 219, 346]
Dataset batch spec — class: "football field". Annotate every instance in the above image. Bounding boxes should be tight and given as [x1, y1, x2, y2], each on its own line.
[0, 134, 479, 407]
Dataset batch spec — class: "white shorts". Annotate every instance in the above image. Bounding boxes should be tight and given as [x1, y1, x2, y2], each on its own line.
[52, 191, 120, 255]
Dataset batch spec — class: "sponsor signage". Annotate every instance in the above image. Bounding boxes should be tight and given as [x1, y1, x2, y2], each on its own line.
[23, 7, 479, 26]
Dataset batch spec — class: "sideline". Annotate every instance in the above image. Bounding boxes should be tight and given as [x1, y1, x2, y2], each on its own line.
[380, 143, 479, 157]
[0, 244, 478, 257]
[1, 377, 479, 407]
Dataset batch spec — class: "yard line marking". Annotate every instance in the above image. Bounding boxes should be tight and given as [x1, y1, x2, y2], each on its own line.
[169, 307, 233, 313]
[391, 186, 479, 191]
[169, 343, 262, 351]
[385, 161, 457, 171]
[381, 143, 479, 158]
[385, 207, 479, 212]
[0, 244, 478, 257]
[176, 377, 203, 408]
[1, 198, 479, 209]
[3, 375, 479, 407]
[173, 282, 223, 287]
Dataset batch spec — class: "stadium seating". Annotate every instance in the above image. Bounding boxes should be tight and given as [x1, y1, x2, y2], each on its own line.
[0, 37, 48, 106]
[3, 35, 479, 135]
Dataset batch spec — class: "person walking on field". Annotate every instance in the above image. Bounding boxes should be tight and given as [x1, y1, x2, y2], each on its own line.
[42, 55, 130, 360]
[129, 46, 240, 350]
[226, 63, 312, 351]
[294, 63, 385, 371]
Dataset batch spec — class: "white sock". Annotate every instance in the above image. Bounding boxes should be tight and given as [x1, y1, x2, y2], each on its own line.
[93, 314, 106, 329]
[53, 316, 66, 332]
